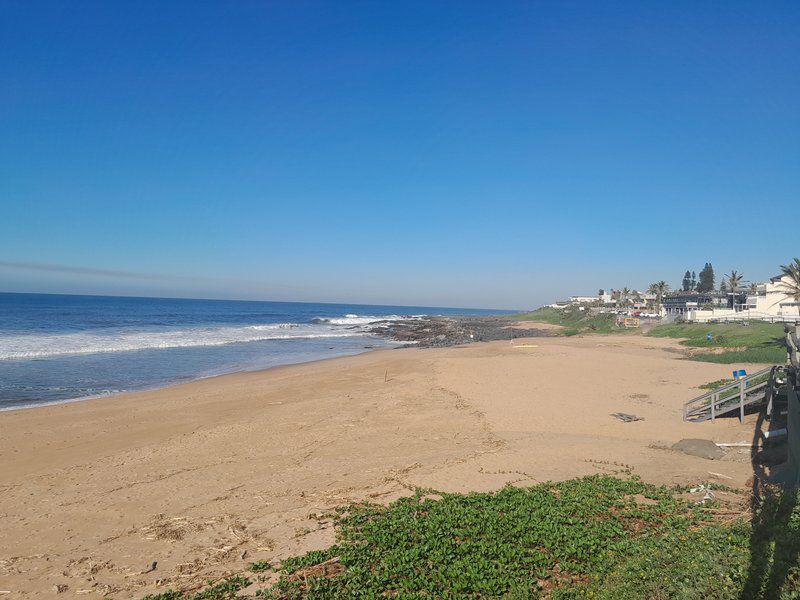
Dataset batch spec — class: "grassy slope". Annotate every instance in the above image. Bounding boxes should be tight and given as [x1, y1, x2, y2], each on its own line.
[511, 312, 787, 363]
[507, 307, 620, 336]
[144, 476, 800, 600]
[648, 321, 786, 364]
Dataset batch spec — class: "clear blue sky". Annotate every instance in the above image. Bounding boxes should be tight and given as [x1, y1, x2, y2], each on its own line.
[2, 1, 798, 309]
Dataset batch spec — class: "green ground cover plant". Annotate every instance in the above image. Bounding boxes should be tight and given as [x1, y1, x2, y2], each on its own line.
[143, 476, 800, 599]
[508, 308, 619, 336]
[697, 371, 772, 408]
[699, 378, 733, 390]
[648, 321, 786, 364]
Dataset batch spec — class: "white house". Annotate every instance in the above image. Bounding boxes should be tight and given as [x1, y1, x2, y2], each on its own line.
[763, 275, 800, 317]
[686, 273, 800, 323]
[547, 301, 571, 309]
[570, 295, 598, 304]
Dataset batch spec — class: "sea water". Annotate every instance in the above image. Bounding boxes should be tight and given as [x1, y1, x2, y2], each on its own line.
[0, 293, 508, 410]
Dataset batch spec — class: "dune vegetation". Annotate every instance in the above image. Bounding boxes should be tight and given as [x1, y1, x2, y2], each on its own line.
[144, 475, 800, 599]
[508, 307, 619, 336]
[648, 321, 786, 364]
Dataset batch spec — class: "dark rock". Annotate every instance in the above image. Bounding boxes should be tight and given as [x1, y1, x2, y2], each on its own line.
[372, 316, 556, 348]
[672, 439, 726, 460]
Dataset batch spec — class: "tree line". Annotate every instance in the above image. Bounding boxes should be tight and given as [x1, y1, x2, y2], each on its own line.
[681, 263, 716, 292]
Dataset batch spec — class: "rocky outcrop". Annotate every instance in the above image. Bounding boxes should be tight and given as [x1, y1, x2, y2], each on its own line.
[370, 316, 555, 348]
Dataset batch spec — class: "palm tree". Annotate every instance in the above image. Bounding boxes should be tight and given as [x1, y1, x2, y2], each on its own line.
[728, 270, 743, 292]
[776, 258, 800, 304]
[621, 287, 631, 306]
[749, 282, 758, 295]
[727, 271, 743, 308]
[648, 281, 669, 312]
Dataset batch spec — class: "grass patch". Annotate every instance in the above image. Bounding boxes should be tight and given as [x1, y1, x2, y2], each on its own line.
[693, 370, 774, 415]
[691, 347, 787, 365]
[699, 378, 733, 390]
[648, 321, 785, 364]
[145, 476, 800, 599]
[509, 307, 620, 336]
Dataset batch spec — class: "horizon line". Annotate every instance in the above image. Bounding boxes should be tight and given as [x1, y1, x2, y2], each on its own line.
[0, 289, 520, 313]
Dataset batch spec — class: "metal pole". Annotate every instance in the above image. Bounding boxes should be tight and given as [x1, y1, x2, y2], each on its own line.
[739, 380, 745, 423]
[766, 367, 775, 419]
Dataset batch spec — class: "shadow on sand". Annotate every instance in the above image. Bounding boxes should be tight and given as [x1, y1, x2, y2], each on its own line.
[739, 390, 800, 599]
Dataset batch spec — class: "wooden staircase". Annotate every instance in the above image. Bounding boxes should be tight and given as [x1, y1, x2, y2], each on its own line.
[683, 366, 781, 422]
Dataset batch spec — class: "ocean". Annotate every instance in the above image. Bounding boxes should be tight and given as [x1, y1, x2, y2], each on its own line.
[0, 292, 509, 410]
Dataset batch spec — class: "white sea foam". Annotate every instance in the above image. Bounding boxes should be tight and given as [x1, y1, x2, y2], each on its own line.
[311, 314, 419, 326]
[0, 313, 424, 361]
[0, 322, 366, 360]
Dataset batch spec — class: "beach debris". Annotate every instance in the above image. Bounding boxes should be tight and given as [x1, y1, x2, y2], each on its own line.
[142, 561, 157, 574]
[688, 483, 716, 505]
[672, 438, 725, 460]
[287, 556, 344, 583]
[715, 442, 753, 448]
[708, 471, 733, 480]
[53, 584, 69, 594]
[763, 428, 788, 439]
[514, 344, 539, 348]
[610, 412, 643, 422]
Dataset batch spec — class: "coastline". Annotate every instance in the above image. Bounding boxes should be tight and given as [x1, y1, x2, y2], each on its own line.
[0, 332, 761, 597]
[0, 315, 549, 413]
[0, 343, 394, 414]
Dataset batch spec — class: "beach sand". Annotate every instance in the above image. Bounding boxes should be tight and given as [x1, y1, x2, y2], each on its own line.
[0, 334, 760, 598]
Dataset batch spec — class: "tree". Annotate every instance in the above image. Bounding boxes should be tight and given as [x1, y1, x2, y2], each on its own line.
[621, 287, 631, 306]
[682, 271, 691, 292]
[750, 283, 759, 295]
[776, 258, 800, 304]
[690, 271, 697, 291]
[720, 280, 728, 294]
[728, 270, 743, 290]
[648, 281, 670, 311]
[727, 271, 743, 307]
[697, 263, 715, 293]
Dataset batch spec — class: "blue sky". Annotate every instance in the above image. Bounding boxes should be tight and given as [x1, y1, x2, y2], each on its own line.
[1, 1, 798, 309]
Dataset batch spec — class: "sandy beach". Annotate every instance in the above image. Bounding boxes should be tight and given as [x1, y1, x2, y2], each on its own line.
[0, 333, 761, 598]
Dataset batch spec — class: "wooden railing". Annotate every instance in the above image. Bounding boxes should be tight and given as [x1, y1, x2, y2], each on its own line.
[683, 366, 777, 422]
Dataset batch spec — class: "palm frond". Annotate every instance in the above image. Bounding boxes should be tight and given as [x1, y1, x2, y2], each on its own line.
[777, 258, 800, 302]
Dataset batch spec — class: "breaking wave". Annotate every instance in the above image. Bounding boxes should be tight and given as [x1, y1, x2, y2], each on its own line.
[0, 322, 367, 360]
[0, 312, 425, 361]
[311, 314, 407, 326]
